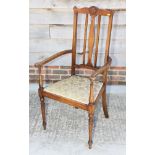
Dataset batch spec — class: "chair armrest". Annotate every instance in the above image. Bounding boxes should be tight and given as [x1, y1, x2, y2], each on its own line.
[34, 49, 72, 68]
[88, 57, 112, 104]
[89, 57, 112, 81]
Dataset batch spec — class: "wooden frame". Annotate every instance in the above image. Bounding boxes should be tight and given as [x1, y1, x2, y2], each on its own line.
[35, 6, 113, 149]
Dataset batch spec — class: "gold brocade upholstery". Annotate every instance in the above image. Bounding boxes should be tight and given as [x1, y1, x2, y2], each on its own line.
[44, 75, 103, 104]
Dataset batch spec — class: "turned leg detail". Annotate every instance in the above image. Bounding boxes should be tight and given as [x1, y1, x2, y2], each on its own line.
[88, 105, 95, 149]
[38, 88, 46, 130]
[102, 89, 109, 118]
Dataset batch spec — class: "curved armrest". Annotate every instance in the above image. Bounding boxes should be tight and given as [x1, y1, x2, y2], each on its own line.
[34, 49, 72, 68]
[89, 57, 112, 81]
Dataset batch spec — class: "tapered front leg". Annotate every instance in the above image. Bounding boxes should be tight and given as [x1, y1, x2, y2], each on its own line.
[102, 89, 109, 118]
[38, 88, 46, 130]
[88, 104, 95, 149]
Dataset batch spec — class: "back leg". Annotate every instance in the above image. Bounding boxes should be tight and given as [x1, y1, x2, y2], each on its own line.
[88, 105, 95, 149]
[40, 96, 46, 129]
[102, 89, 109, 118]
[38, 88, 46, 130]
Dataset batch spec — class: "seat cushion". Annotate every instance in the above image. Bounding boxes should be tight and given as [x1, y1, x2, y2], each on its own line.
[44, 75, 103, 104]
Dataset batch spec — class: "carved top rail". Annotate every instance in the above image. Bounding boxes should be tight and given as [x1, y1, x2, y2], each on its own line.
[73, 6, 113, 16]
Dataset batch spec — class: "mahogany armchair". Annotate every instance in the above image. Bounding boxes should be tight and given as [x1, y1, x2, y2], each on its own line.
[35, 6, 113, 149]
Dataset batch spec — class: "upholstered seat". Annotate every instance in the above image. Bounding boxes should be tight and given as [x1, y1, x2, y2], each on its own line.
[44, 75, 103, 104]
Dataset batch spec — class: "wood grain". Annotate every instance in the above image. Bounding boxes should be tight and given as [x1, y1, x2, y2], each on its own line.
[30, 25, 50, 39]
[30, 38, 125, 53]
[87, 15, 95, 66]
[82, 14, 88, 64]
[94, 15, 101, 67]
[30, 9, 126, 25]
[104, 14, 113, 63]
[30, 0, 126, 9]
[48, 24, 126, 40]
[71, 10, 78, 75]
[30, 52, 126, 66]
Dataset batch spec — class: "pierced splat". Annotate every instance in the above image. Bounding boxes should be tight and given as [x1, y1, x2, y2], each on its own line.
[82, 13, 88, 64]
[94, 15, 101, 67]
[87, 14, 95, 66]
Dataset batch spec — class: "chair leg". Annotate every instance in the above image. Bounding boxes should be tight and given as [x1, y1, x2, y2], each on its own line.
[88, 105, 95, 149]
[102, 89, 109, 118]
[38, 89, 46, 130]
[40, 97, 46, 130]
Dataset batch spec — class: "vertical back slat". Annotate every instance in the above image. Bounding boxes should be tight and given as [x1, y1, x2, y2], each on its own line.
[104, 14, 113, 64]
[87, 15, 95, 66]
[71, 10, 78, 75]
[82, 14, 88, 64]
[94, 15, 101, 67]
[71, 6, 113, 71]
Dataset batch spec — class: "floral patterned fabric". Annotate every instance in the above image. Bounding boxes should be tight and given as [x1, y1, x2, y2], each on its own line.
[44, 75, 103, 104]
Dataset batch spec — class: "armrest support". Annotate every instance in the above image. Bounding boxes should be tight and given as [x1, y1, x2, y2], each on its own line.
[34, 49, 72, 67]
[88, 57, 112, 104]
[89, 56, 112, 81]
[34, 49, 72, 89]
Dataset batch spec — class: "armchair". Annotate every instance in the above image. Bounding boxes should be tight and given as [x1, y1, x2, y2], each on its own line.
[35, 6, 113, 149]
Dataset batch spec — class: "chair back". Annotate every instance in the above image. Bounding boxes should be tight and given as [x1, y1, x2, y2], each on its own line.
[71, 6, 113, 74]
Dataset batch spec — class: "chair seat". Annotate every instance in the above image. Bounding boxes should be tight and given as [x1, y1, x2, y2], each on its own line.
[44, 75, 103, 104]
